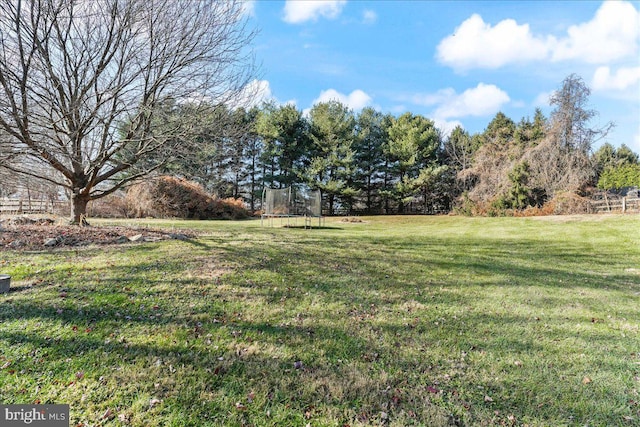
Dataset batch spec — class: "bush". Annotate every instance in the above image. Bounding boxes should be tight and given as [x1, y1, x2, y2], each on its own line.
[144, 176, 249, 219]
[547, 192, 592, 215]
[455, 190, 590, 217]
[87, 192, 133, 218]
[109, 176, 249, 220]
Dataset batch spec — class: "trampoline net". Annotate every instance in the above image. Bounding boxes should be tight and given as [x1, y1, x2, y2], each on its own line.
[263, 186, 321, 217]
[263, 187, 291, 215]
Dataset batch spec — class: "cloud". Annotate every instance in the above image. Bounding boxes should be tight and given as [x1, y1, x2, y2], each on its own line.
[283, 0, 347, 24]
[436, 14, 550, 70]
[551, 1, 640, 63]
[433, 83, 510, 119]
[311, 88, 373, 111]
[432, 119, 464, 139]
[241, 0, 255, 17]
[227, 79, 275, 109]
[436, 1, 640, 70]
[362, 9, 377, 25]
[592, 66, 640, 91]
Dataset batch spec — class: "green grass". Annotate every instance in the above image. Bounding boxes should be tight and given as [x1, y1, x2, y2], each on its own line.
[1, 215, 639, 426]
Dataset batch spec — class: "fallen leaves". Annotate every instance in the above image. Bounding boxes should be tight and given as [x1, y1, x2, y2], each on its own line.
[0, 222, 196, 251]
[582, 376, 592, 385]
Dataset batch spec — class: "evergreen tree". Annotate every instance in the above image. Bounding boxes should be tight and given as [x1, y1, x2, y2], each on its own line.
[386, 113, 440, 213]
[255, 103, 309, 189]
[353, 108, 388, 213]
[306, 101, 358, 215]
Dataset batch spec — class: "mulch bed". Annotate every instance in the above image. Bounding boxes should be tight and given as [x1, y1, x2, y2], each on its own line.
[0, 217, 193, 251]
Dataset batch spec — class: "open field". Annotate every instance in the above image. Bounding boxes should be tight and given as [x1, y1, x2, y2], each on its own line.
[1, 215, 639, 426]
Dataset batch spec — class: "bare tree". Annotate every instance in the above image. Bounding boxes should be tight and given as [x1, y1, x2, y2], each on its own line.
[0, 0, 256, 223]
[548, 74, 613, 153]
[526, 74, 613, 197]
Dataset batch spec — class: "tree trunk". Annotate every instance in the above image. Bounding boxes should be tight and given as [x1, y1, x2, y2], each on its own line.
[250, 155, 256, 212]
[70, 193, 90, 225]
[423, 190, 428, 214]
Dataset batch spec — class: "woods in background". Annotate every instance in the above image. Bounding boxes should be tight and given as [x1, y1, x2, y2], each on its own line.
[132, 74, 637, 216]
[3, 68, 639, 217]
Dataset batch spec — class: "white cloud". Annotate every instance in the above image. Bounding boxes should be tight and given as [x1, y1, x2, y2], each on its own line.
[433, 119, 464, 139]
[241, 0, 255, 17]
[362, 9, 377, 25]
[283, 0, 347, 24]
[436, 1, 640, 70]
[552, 1, 640, 63]
[592, 66, 640, 91]
[312, 88, 373, 111]
[433, 83, 510, 119]
[228, 79, 275, 109]
[436, 14, 550, 70]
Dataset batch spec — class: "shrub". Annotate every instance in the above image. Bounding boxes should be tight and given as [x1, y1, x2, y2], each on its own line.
[545, 192, 592, 215]
[125, 176, 249, 220]
[87, 192, 133, 218]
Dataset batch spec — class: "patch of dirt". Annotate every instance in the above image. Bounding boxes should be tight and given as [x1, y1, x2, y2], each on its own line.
[340, 217, 366, 223]
[0, 216, 195, 251]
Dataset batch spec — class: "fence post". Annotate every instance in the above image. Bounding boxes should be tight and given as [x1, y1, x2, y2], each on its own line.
[622, 197, 626, 213]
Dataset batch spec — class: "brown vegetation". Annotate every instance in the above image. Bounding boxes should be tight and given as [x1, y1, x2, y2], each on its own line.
[0, 217, 193, 251]
[89, 176, 249, 220]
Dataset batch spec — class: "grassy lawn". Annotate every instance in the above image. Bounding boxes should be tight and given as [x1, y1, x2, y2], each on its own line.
[1, 214, 639, 426]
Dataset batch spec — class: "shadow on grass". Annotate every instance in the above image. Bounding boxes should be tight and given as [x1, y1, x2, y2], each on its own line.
[1, 226, 638, 425]
[281, 225, 344, 230]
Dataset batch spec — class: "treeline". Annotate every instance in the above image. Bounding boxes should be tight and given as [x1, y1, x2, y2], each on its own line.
[146, 74, 639, 216]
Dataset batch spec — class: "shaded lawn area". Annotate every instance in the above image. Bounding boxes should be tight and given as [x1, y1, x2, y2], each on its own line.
[0, 215, 639, 426]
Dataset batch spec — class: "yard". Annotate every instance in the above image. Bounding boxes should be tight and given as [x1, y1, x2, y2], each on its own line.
[0, 215, 639, 426]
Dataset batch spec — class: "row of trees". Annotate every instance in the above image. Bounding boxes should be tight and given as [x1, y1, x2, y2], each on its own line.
[147, 101, 447, 215]
[146, 74, 638, 216]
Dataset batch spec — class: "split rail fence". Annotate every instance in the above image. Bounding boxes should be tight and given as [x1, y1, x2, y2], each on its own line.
[0, 198, 67, 215]
[590, 197, 640, 213]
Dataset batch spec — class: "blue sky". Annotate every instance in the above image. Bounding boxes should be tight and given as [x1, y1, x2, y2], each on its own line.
[242, 1, 640, 153]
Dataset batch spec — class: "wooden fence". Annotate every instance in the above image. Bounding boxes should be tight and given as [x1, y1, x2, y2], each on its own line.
[0, 198, 67, 215]
[591, 197, 640, 213]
